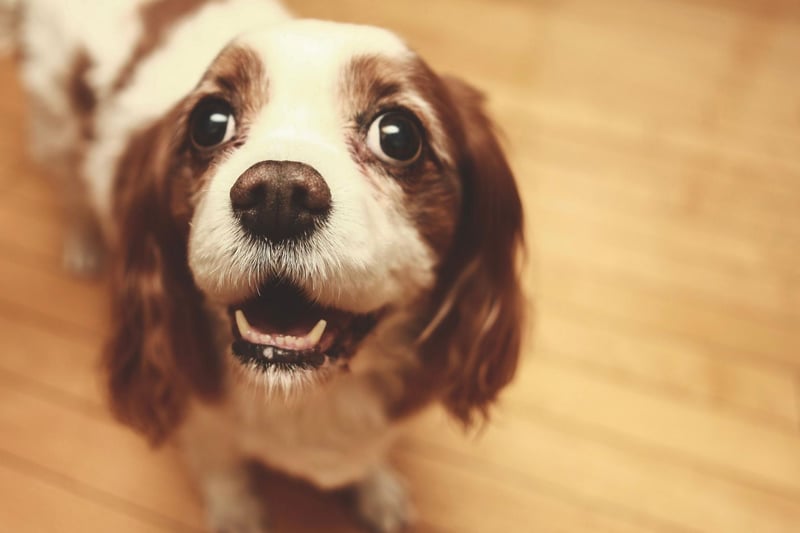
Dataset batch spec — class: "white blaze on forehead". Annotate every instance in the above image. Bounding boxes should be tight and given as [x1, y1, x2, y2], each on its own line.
[238, 19, 411, 74]
[235, 20, 412, 158]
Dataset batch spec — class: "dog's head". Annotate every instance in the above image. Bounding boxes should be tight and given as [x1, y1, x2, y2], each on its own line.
[104, 21, 525, 444]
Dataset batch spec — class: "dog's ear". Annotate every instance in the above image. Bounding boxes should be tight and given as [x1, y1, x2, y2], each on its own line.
[419, 76, 526, 426]
[103, 107, 223, 445]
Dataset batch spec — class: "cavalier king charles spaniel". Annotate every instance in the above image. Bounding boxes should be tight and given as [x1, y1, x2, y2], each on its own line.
[15, 0, 524, 530]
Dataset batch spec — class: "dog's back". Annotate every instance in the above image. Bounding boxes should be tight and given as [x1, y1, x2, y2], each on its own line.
[11, 0, 290, 273]
[18, 0, 286, 196]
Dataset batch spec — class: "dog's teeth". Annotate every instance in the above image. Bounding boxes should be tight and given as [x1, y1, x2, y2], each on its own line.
[235, 310, 252, 337]
[238, 310, 327, 351]
[304, 319, 327, 347]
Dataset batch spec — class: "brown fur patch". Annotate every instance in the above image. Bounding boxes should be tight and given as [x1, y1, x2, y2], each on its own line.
[5, 0, 24, 63]
[182, 44, 270, 204]
[105, 100, 223, 445]
[111, 0, 222, 93]
[340, 55, 461, 256]
[198, 44, 269, 120]
[104, 43, 268, 444]
[416, 76, 525, 425]
[341, 55, 526, 426]
[67, 50, 96, 141]
[369, 72, 524, 425]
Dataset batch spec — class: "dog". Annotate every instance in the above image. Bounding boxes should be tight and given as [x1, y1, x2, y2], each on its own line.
[13, 0, 525, 530]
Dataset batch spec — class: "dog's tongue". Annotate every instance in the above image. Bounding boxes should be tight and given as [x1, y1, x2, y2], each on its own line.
[233, 283, 359, 353]
[240, 283, 321, 337]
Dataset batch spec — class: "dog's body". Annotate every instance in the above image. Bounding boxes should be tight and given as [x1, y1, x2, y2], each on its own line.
[14, 1, 525, 531]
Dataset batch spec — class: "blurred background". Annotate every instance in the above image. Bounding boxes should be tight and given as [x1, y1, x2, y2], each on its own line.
[1, 0, 799, 531]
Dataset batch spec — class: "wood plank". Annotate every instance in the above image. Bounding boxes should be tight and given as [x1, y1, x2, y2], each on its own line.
[393, 449, 658, 533]
[537, 263, 800, 367]
[0, 252, 105, 335]
[512, 358, 800, 494]
[0, 178, 64, 263]
[0, 455, 185, 533]
[533, 202, 800, 324]
[0, 309, 102, 409]
[499, 98, 800, 245]
[0, 58, 30, 193]
[513, 133, 800, 243]
[0, 376, 207, 531]
[537, 307, 799, 428]
[407, 411, 800, 533]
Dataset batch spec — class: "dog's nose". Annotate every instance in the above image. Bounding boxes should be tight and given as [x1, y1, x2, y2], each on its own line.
[230, 160, 332, 241]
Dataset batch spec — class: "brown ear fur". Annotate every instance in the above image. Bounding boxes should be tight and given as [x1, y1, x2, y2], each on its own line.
[103, 111, 223, 445]
[419, 76, 526, 426]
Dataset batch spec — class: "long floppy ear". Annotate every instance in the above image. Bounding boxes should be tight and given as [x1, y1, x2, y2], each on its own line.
[103, 112, 223, 445]
[419, 76, 526, 426]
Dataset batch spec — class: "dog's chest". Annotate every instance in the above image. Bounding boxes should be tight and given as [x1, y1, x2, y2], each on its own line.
[234, 375, 398, 489]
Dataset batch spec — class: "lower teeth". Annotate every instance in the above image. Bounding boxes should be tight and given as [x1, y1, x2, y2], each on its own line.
[232, 340, 328, 369]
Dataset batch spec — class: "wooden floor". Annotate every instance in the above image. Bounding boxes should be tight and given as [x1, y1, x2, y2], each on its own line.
[1, 0, 799, 531]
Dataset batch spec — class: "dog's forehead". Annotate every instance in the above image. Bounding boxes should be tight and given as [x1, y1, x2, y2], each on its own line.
[235, 19, 412, 76]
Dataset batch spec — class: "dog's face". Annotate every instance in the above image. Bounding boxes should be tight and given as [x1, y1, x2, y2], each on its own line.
[185, 22, 460, 378]
[105, 20, 524, 444]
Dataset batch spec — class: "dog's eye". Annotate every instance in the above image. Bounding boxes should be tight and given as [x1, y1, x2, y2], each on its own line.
[189, 98, 236, 149]
[366, 111, 422, 165]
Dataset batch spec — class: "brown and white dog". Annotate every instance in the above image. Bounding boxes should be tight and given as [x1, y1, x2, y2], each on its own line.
[13, 0, 525, 531]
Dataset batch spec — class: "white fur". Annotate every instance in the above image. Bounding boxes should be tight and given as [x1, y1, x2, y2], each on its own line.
[18, 0, 146, 166]
[182, 358, 415, 529]
[188, 306, 420, 490]
[354, 466, 414, 533]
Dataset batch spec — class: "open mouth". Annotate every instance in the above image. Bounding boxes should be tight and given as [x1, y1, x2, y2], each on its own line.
[229, 282, 378, 371]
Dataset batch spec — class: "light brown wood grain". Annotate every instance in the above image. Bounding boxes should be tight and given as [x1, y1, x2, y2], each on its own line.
[0, 462, 181, 533]
[0, 0, 798, 531]
[537, 308, 800, 428]
[406, 412, 800, 533]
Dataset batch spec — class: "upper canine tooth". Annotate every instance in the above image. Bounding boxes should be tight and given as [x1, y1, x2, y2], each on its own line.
[235, 310, 252, 337]
[305, 319, 327, 347]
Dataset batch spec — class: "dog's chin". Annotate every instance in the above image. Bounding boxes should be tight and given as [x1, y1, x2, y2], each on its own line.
[226, 280, 380, 386]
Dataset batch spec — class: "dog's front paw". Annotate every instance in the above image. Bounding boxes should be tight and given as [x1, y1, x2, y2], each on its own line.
[353, 467, 415, 533]
[62, 226, 105, 278]
[204, 475, 271, 533]
[208, 495, 270, 533]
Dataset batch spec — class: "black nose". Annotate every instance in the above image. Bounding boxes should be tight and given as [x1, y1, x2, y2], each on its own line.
[230, 160, 332, 241]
